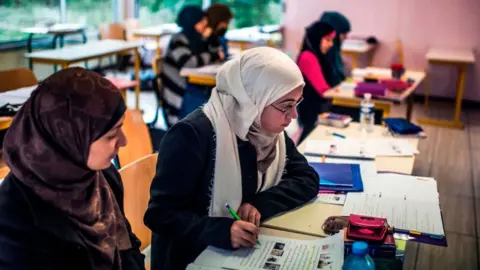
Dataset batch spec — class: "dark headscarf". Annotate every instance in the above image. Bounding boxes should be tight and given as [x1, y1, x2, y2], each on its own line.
[320, 11, 351, 83]
[177, 5, 206, 54]
[3, 67, 130, 270]
[298, 21, 337, 86]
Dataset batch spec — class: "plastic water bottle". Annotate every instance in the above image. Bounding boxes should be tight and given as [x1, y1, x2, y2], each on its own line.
[343, 241, 376, 270]
[359, 93, 374, 133]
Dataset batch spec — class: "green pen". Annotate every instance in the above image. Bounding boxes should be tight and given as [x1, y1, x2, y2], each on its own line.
[225, 203, 261, 246]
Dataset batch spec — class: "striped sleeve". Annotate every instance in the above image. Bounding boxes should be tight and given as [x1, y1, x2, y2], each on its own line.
[169, 35, 219, 69]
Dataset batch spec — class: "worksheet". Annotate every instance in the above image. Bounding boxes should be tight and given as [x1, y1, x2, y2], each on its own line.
[304, 139, 418, 158]
[222, 234, 343, 270]
[191, 233, 344, 270]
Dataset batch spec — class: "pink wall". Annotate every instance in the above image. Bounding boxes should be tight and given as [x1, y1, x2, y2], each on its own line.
[283, 0, 480, 101]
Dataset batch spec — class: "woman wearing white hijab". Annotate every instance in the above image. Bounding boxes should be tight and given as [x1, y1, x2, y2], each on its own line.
[145, 47, 319, 270]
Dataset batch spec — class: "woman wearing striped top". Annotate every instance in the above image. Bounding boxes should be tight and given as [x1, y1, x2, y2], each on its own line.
[161, 6, 224, 127]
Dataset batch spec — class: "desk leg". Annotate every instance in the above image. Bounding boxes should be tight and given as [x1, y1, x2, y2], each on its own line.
[81, 30, 89, 69]
[453, 64, 467, 123]
[52, 35, 59, 72]
[134, 48, 141, 110]
[423, 67, 430, 114]
[406, 94, 414, 121]
[351, 54, 358, 69]
[155, 36, 161, 58]
[27, 33, 34, 70]
[418, 64, 466, 129]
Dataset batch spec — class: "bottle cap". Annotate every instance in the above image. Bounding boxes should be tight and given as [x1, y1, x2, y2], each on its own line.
[352, 241, 368, 255]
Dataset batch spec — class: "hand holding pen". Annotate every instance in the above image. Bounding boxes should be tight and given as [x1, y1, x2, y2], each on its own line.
[226, 203, 261, 248]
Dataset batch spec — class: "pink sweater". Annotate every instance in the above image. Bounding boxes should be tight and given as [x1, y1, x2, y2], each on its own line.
[297, 51, 330, 96]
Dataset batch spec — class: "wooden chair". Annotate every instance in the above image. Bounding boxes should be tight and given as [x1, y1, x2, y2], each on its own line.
[124, 18, 141, 41]
[117, 109, 153, 168]
[0, 68, 37, 93]
[118, 153, 158, 251]
[99, 23, 126, 40]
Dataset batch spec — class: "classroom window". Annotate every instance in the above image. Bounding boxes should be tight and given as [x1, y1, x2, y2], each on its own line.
[66, 0, 114, 28]
[0, 0, 61, 43]
[0, 0, 119, 46]
[137, 0, 204, 27]
[211, 0, 282, 29]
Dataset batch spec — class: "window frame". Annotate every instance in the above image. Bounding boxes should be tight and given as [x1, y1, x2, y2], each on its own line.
[0, 0, 120, 50]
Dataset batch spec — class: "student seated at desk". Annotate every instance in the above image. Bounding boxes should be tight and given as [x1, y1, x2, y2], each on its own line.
[319, 11, 351, 82]
[178, 4, 234, 120]
[0, 68, 145, 270]
[161, 5, 224, 127]
[296, 21, 337, 143]
[205, 3, 233, 58]
[144, 47, 319, 270]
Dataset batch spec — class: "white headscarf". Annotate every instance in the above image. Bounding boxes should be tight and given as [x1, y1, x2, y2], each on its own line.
[202, 47, 305, 217]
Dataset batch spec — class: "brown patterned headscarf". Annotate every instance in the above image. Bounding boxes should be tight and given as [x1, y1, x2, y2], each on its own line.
[3, 67, 131, 270]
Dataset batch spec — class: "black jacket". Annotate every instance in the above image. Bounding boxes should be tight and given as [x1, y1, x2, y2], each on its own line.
[144, 109, 319, 270]
[0, 165, 145, 270]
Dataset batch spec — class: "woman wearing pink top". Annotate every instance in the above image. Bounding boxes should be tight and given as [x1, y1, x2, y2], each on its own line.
[296, 21, 336, 143]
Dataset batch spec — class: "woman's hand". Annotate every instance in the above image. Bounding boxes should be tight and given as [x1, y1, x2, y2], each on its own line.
[237, 203, 261, 227]
[202, 27, 213, 39]
[230, 220, 259, 248]
[218, 50, 225, 61]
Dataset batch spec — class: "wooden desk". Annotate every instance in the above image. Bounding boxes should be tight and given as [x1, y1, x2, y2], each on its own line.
[226, 25, 281, 50]
[132, 24, 180, 57]
[323, 67, 426, 120]
[0, 117, 13, 131]
[25, 40, 143, 109]
[341, 40, 376, 68]
[180, 64, 219, 87]
[262, 123, 419, 237]
[22, 23, 88, 70]
[419, 48, 475, 129]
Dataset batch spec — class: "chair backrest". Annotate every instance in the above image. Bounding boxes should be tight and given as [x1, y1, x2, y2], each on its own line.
[118, 109, 153, 168]
[124, 18, 141, 41]
[0, 68, 37, 93]
[119, 153, 158, 251]
[99, 23, 126, 40]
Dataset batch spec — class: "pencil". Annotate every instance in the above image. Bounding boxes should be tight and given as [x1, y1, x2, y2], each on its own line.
[225, 203, 261, 246]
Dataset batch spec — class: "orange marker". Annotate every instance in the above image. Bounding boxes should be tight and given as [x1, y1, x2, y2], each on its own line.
[322, 155, 326, 163]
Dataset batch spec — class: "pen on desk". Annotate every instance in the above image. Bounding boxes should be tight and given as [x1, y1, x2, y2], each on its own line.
[225, 203, 261, 246]
[332, 132, 346, 139]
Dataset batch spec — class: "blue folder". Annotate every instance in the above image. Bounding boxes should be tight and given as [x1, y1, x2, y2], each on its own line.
[309, 163, 364, 192]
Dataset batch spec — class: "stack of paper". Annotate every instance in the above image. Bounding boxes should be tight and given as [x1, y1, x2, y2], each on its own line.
[342, 173, 444, 237]
[0, 85, 36, 107]
[189, 233, 344, 270]
[304, 139, 375, 159]
[304, 139, 418, 158]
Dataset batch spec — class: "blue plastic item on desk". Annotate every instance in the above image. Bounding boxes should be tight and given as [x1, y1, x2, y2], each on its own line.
[343, 241, 376, 270]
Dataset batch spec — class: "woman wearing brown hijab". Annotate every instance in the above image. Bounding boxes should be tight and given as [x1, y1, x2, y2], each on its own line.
[0, 68, 145, 270]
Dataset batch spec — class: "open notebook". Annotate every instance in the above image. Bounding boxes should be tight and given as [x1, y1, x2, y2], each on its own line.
[342, 173, 444, 239]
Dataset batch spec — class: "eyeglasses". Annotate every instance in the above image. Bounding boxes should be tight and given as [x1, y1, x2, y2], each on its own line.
[271, 96, 304, 114]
